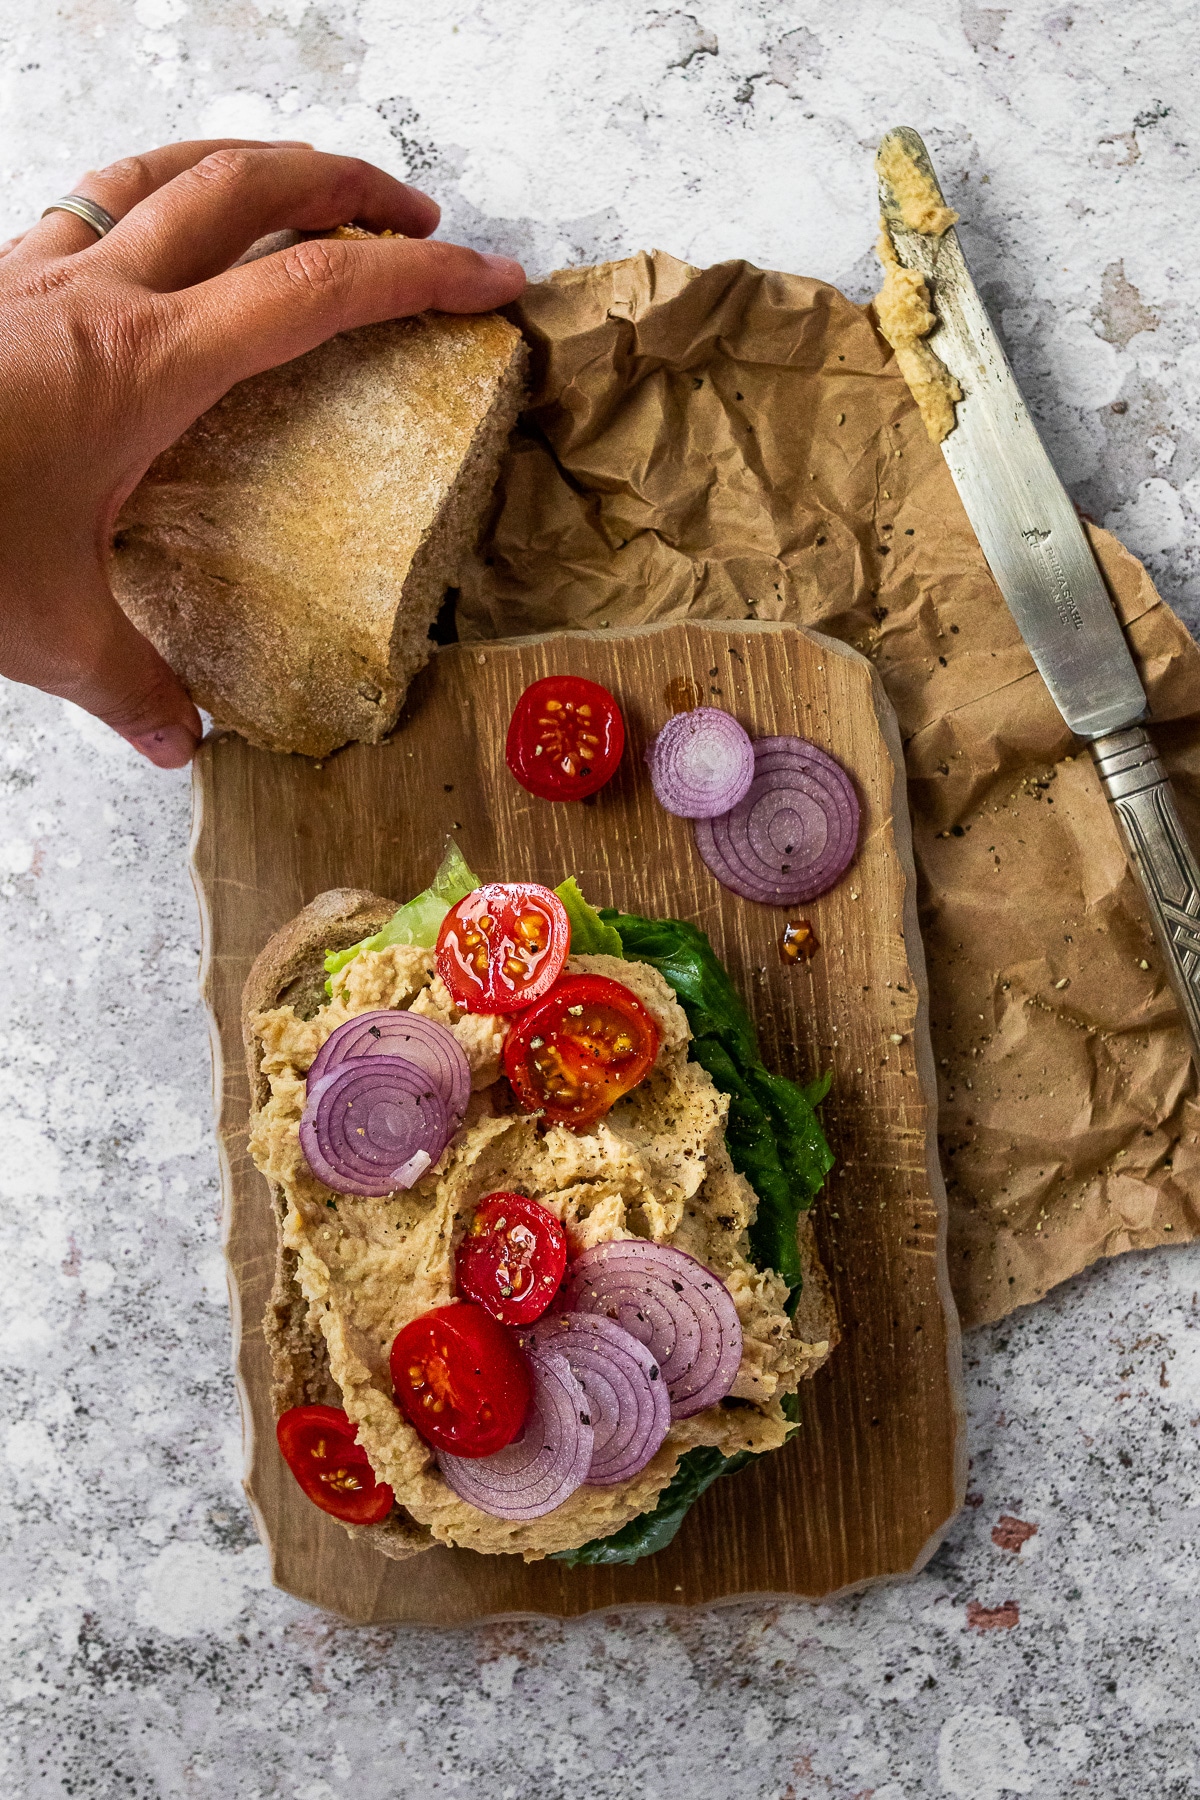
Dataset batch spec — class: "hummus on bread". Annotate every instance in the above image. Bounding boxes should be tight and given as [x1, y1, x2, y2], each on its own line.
[249, 941, 831, 1559]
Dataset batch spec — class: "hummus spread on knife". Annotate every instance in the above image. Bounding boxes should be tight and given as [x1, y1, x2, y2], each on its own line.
[873, 130, 963, 443]
[249, 937, 828, 1559]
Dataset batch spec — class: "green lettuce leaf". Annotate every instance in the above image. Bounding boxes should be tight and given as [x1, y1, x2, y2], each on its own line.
[554, 877, 626, 957]
[601, 911, 757, 1063]
[600, 909, 834, 1288]
[550, 1446, 754, 1566]
[323, 839, 480, 988]
[551, 910, 833, 1569]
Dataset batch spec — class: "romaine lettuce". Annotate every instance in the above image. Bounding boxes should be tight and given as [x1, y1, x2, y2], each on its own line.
[553, 1446, 754, 1566]
[323, 839, 480, 988]
[549, 898, 833, 1569]
[554, 877, 626, 958]
[599, 910, 834, 1290]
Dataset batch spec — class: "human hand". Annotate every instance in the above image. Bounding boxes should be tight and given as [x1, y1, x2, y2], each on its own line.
[0, 140, 525, 767]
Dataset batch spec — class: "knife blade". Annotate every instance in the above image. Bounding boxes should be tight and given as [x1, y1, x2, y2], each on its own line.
[878, 125, 1200, 1057]
[877, 125, 1144, 738]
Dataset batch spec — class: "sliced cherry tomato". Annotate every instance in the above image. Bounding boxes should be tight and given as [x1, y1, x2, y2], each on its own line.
[276, 1404, 394, 1524]
[389, 1302, 532, 1457]
[436, 882, 569, 1014]
[503, 973, 661, 1130]
[456, 1192, 568, 1325]
[506, 675, 625, 802]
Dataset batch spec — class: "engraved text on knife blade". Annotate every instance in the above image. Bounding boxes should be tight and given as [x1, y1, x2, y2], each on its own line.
[1020, 529, 1084, 632]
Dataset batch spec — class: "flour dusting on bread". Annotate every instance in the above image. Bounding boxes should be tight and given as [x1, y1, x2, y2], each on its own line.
[113, 300, 527, 757]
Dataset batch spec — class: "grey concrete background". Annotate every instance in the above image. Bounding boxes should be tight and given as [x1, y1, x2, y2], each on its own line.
[2, 3, 1199, 1795]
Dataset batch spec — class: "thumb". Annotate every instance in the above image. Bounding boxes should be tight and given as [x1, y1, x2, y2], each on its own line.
[60, 596, 202, 769]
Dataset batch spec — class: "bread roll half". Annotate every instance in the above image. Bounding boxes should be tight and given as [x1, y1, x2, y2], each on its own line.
[111, 306, 527, 757]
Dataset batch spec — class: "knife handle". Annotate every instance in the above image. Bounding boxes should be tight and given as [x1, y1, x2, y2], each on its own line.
[1091, 725, 1200, 1057]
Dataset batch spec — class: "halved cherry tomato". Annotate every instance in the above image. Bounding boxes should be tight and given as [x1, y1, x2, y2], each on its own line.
[436, 882, 569, 1014]
[389, 1302, 532, 1457]
[503, 973, 661, 1130]
[506, 675, 625, 802]
[456, 1192, 568, 1325]
[276, 1404, 394, 1524]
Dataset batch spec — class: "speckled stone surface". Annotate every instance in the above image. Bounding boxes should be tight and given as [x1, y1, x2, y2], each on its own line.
[3, 5, 1200, 1796]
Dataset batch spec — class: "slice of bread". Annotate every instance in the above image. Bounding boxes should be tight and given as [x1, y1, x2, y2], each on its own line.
[111, 308, 527, 759]
[243, 890, 839, 1562]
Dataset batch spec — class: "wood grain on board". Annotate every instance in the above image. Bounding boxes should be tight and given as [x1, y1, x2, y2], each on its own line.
[191, 618, 965, 1624]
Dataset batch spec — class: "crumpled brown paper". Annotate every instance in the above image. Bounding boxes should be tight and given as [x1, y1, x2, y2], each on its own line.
[458, 250, 1200, 1328]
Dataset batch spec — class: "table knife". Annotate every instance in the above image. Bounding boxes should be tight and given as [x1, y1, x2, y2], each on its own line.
[878, 125, 1200, 1058]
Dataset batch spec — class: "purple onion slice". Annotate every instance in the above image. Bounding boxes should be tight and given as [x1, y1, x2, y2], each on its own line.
[563, 1241, 743, 1419]
[694, 735, 859, 906]
[645, 707, 756, 819]
[520, 1312, 671, 1485]
[299, 1057, 450, 1197]
[308, 1010, 470, 1121]
[436, 1351, 593, 1520]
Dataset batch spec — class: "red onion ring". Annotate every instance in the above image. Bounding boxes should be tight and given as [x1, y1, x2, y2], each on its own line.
[307, 1010, 470, 1121]
[694, 735, 860, 906]
[299, 1058, 450, 1197]
[520, 1312, 671, 1484]
[645, 707, 756, 819]
[563, 1241, 743, 1419]
[436, 1351, 593, 1520]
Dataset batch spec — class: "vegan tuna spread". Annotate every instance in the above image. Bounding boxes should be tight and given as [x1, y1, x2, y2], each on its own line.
[873, 129, 962, 443]
[247, 847, 838, 1563]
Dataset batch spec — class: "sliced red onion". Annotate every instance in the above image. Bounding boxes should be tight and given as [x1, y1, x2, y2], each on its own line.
[564, 1241, 743, 1419]
[299, 1058, 450, 1197]
[520, 1312, 671, 1485]
[694, 735, 859, 906]
[645, 707, 755, 819]
[436, 1351, 593, 1520]
[308, 1010, 470, 1121]
[392, 1149, 432, 1187]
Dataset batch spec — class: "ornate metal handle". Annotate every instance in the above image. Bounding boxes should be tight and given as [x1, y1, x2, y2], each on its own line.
[1091, 725, 1200, 1056]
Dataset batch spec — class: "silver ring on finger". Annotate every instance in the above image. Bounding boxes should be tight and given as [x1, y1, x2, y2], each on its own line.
[40, 195, 117, 239]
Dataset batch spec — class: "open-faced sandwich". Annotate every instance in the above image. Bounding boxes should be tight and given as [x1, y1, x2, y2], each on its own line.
[244, 677, 859, 1565]
[245, 840, 840, 1565]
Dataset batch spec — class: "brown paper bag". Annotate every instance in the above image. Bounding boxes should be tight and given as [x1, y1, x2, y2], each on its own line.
[458, 251, 1200, 1328]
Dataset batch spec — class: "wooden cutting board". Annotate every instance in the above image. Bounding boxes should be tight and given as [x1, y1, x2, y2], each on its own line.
[191, 618, 965, 1623]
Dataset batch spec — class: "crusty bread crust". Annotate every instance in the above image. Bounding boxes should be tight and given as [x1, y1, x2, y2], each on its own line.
[112, 312, 528, 758]
[245, 891, 840, 1563]
[243, 889, 436, 1561]
[792, 1214, 841, 1359]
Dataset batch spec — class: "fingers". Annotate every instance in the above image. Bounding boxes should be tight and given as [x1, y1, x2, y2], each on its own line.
[3, 567, 203, 768]
[66, 606, 202, 768]
[21, 138, 313, 260]
[97, 146, 442, 292]
[175, 234, 526, 406]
